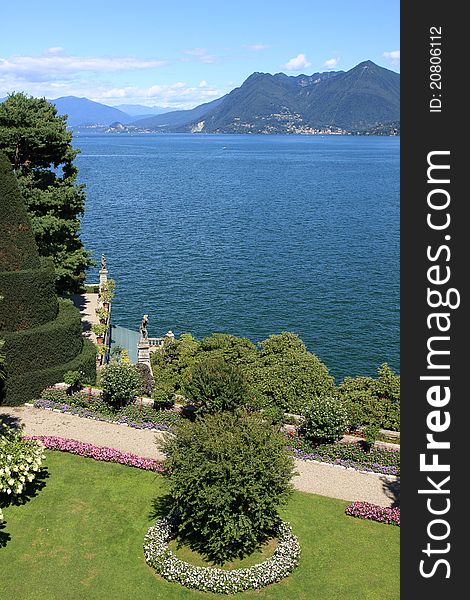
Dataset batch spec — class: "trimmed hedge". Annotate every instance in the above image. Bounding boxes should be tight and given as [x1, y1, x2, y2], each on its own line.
[2, 338, 96, 405]
[0, 258, 58, 331]
[3, 300, 82, 373]
[0, 153, 40, 271]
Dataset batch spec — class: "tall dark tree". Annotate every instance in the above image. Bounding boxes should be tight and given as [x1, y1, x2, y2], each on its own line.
[0, 92, 93, 294]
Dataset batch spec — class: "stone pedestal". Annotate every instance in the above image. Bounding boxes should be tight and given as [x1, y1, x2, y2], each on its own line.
[99, 268, 108, 290]
[138, 340, 151, 367]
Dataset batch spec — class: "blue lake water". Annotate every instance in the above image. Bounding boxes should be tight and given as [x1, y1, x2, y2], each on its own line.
[75, 134, 399, 383]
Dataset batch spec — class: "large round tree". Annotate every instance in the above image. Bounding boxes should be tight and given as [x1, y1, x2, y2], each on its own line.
[0, 92, 93, 294]
[161, 412, 295, 564]
[0, 154, 96, 405]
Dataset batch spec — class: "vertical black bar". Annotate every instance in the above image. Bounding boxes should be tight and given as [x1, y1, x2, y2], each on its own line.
[401, 3, 466, 597]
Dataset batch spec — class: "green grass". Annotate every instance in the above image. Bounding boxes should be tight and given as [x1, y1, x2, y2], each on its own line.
[169, 536, 279, 569]
[0, 451, 399, 600]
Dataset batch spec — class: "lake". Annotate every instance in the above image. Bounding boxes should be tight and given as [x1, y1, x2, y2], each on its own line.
[75, 133, 399, 383]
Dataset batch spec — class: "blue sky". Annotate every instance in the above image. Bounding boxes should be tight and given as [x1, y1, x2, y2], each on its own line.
[1, 0, 399, 109]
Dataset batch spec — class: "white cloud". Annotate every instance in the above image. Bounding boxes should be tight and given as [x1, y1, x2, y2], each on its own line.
[45, 47, 66, 56]
[244, 44, 269, 51]
[282, 53, 311, 71]
[383, 50, 400, 66]
[323, 57, 340, 69]
[0, 75, 225, 110]
[0, 48, 227, 110]
[0, 50, 168, 81]
[182, 48, 217, 64]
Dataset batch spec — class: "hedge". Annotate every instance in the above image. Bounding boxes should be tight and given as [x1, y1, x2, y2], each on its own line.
[1, 338, 96, 405]
[0, 153, 40, 272]
[0, 258, 58, 332]
[3, 300, 83, 374]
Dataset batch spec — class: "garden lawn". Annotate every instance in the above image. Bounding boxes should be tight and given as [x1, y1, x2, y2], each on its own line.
[0, 451, 399, 600]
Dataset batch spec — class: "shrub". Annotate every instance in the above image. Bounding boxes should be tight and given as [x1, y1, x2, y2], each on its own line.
[100, 362, 141, 408]
[161, 412, 295, 564]
[152, 383, 176, 409]
[302, 396, 349, 444]
[339, 363, 400, 431]
[262, 405, 285, 425]
[183, 357, 251, 415]
[63, 370, 82, 393]
[0, 423, 45, 496]
[363, 422, 381, 449]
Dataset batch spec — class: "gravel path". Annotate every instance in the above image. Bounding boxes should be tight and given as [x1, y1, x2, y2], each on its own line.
[1, 405, 399, 507]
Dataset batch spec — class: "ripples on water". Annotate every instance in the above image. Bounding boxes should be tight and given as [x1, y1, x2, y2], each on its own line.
[75, 134, 399, 382]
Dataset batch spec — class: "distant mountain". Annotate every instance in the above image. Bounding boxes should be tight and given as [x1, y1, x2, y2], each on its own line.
[114, 104, 170, 117]
[130, 96, 226, 130]
[129, 60, 399, 134]
[51, 97, 134, 126]
[1, 61, 399, 134]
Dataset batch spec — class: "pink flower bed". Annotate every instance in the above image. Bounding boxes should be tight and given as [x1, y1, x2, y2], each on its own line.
[345, 501, 400, 526]
[23, 436, 164, 473]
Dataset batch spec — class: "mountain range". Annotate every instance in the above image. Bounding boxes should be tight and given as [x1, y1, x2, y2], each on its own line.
[1, 61, 399, 134]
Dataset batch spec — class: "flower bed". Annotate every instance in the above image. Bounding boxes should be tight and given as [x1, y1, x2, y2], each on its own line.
[289, 438, 400, 476]
[23, 436, 164, 473]
[144, 517, 300, 594]
[33, 397, 177, 432]
[345, 501, 400, 526]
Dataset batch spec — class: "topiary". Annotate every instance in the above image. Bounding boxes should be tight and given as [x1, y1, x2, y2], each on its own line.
[161, 412, 295, 564]
[303, 396, 349, 444]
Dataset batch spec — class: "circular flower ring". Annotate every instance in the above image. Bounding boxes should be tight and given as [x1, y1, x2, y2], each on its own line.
[144, 517, 301, 594]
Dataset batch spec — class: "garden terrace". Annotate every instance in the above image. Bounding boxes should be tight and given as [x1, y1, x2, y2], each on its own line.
[0, 449, 400, 599]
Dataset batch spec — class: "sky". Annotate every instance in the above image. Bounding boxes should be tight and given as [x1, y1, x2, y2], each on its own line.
[0, 0, 399, 110]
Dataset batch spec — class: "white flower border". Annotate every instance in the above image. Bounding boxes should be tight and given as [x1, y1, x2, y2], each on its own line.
[143, 517, 301, 594]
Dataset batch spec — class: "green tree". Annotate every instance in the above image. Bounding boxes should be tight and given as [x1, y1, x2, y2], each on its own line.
[183, 356, 251, 415]
[0, 92, 93, 294]
[161, 412, 295, 563]
[250, 332, 336, 414]
[338, 363, 400, 430]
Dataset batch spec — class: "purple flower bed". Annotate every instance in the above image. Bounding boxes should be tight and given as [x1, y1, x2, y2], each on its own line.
[291, 447, 399, 476]
[33, 398, 171, 432]
[23, 436, 165, 473]
[287, 435, 400, 476]
[345, 501, 400, 526]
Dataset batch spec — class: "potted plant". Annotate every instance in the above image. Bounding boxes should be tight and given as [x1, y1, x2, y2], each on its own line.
[100, 279, 116, 308]
[92, 323, 108, 344]
[95, 306, 109, 324]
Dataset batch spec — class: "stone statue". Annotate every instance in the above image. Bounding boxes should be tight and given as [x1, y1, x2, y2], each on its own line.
[140, 314, 149, 340]
[100, 254, 107, 271]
